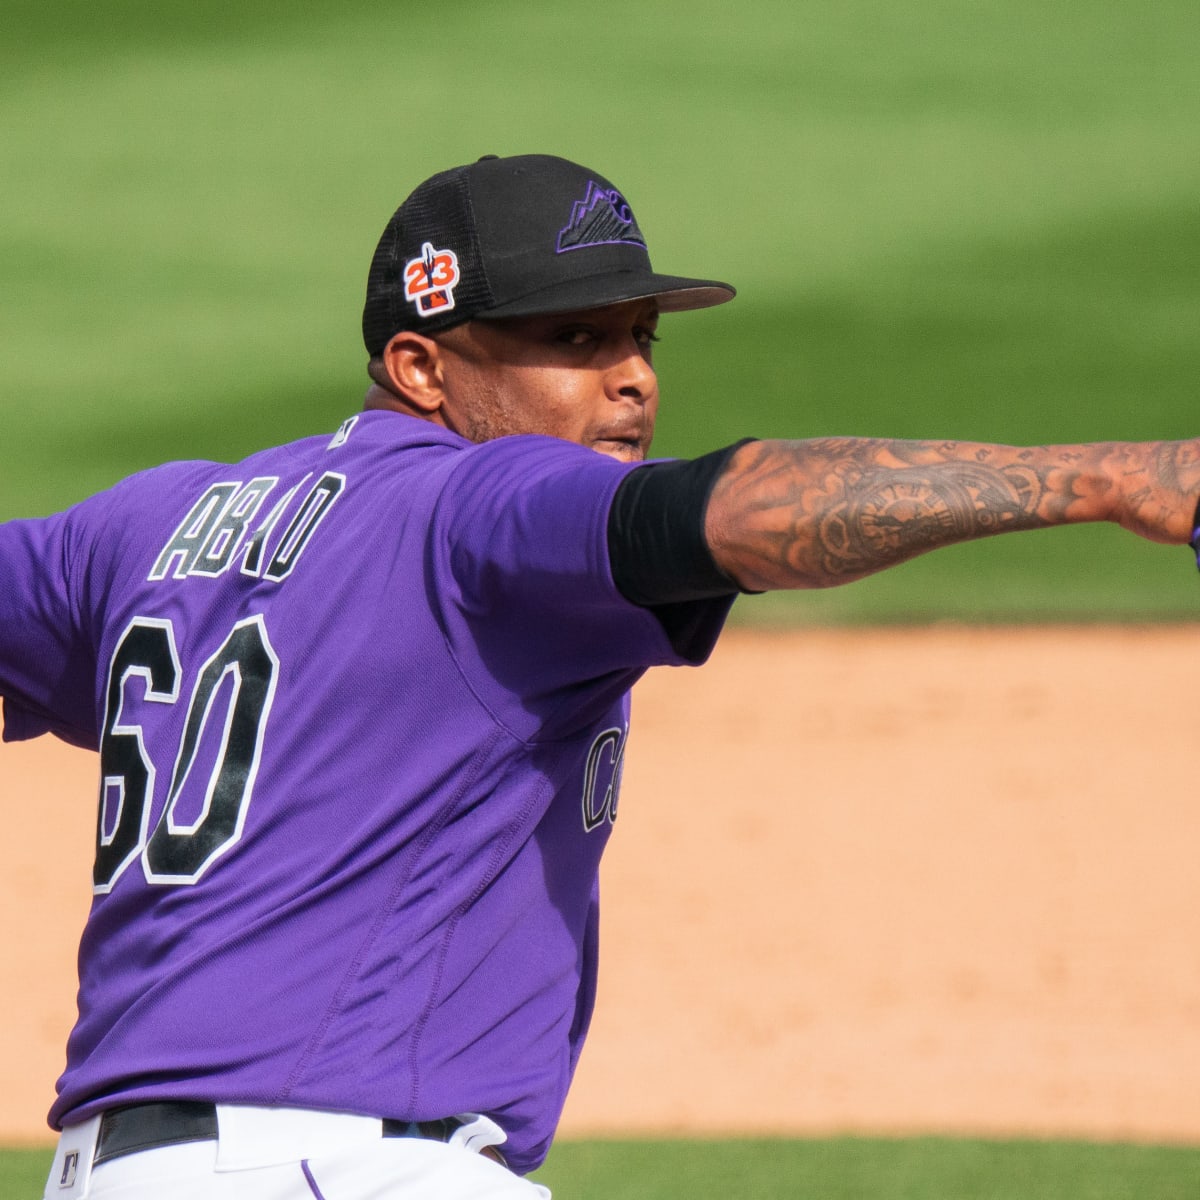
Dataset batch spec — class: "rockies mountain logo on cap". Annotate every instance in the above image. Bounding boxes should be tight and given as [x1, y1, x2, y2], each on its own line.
[556, 181, 647, 254]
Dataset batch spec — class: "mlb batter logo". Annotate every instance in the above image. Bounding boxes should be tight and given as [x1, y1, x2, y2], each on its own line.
[58, 1151, 79, 1188]
[404, 241, 460, 317]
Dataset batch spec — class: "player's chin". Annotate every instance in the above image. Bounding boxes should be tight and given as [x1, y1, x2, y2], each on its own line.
[591, 439, 647, 463]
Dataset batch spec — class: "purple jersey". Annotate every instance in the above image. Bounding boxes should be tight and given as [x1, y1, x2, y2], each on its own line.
[0, 411, 732, 1175]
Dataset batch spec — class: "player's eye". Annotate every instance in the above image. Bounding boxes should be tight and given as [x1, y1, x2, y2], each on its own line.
[553, 323, 658, 350]
[556, 326, 597, 347]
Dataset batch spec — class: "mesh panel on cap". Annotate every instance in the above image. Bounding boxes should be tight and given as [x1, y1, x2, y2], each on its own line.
[362, 169, 495, 354]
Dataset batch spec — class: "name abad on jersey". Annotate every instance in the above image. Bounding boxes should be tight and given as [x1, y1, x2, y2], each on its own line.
[148, 471, 346, 583]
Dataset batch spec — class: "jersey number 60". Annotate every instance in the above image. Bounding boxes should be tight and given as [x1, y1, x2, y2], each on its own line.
[93, 614, 278, 893]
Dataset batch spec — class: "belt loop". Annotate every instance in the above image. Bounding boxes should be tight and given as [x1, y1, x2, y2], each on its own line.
[45, 1115, 102, 1200]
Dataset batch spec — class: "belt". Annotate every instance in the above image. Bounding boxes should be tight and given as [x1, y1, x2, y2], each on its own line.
[93, 1102, 506, 1167]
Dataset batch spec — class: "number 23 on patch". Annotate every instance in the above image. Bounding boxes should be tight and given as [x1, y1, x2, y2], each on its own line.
[404, 241, 460, 317]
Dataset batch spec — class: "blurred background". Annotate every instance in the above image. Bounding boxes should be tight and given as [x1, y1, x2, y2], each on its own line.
[4, 0, 1199, 622]
[4, 4, 1200, 1196]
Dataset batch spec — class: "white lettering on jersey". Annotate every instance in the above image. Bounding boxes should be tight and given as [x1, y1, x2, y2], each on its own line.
[149, 472, 346, 584]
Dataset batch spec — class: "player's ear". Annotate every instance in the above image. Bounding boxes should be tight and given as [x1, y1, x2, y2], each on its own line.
[379, 332, 446, 416]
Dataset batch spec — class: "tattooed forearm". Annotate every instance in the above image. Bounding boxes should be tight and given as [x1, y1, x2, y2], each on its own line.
[705, 437, 1200, 591]
[816, 459, 1048, 571]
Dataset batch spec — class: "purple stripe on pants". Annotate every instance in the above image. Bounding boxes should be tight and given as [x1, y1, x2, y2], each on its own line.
[301, 1160, 330, 1200]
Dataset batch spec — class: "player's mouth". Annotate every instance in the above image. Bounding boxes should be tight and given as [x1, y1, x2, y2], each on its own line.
[591, 423, 648, 462]
[592, 436, 646, 463]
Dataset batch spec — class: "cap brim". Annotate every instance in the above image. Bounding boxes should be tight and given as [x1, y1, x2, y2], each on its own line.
[474, 271, 735, 321]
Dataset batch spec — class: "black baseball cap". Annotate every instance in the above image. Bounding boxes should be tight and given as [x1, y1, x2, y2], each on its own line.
[362, 153, 736, 355]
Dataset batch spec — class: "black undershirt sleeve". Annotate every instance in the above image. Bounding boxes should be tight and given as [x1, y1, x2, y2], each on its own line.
[606, 439, 757, 607]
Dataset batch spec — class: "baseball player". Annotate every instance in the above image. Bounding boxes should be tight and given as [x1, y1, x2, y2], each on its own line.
[4, 153, 1198, 1200]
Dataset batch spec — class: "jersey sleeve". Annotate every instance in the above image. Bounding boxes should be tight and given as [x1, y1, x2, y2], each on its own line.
[0, 505, 100, 748]
[426, 436, 734, 732]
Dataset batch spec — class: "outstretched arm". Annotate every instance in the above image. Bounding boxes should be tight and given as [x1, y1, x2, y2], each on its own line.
[704, 438, 1200, 592]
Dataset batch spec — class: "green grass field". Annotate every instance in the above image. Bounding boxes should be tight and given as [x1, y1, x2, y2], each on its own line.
[3, 0, 1199, 620]
[7, 1135, 1200, 1198]
[533, 1137, 1200, 1199]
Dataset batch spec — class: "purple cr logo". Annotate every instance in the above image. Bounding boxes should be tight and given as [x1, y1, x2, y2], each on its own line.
[581, 725, 626, 832]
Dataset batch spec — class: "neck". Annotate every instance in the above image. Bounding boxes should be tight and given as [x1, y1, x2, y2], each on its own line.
[362, 383, 402, 413]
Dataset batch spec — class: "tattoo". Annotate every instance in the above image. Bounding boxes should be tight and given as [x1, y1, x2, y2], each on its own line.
[709, 435, 1200, 590]
[816, 460, 1048, 576]
[709, 438, 1119, 590]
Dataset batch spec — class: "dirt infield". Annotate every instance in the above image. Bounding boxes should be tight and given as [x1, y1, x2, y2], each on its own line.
[4, 626, 1200, 1146]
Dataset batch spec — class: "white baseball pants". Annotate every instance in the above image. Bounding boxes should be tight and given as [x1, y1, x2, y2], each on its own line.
[44, 1107, 552, 1200]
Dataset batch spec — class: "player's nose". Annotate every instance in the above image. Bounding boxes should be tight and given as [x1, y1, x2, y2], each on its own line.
[605, 340, 658, 405]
